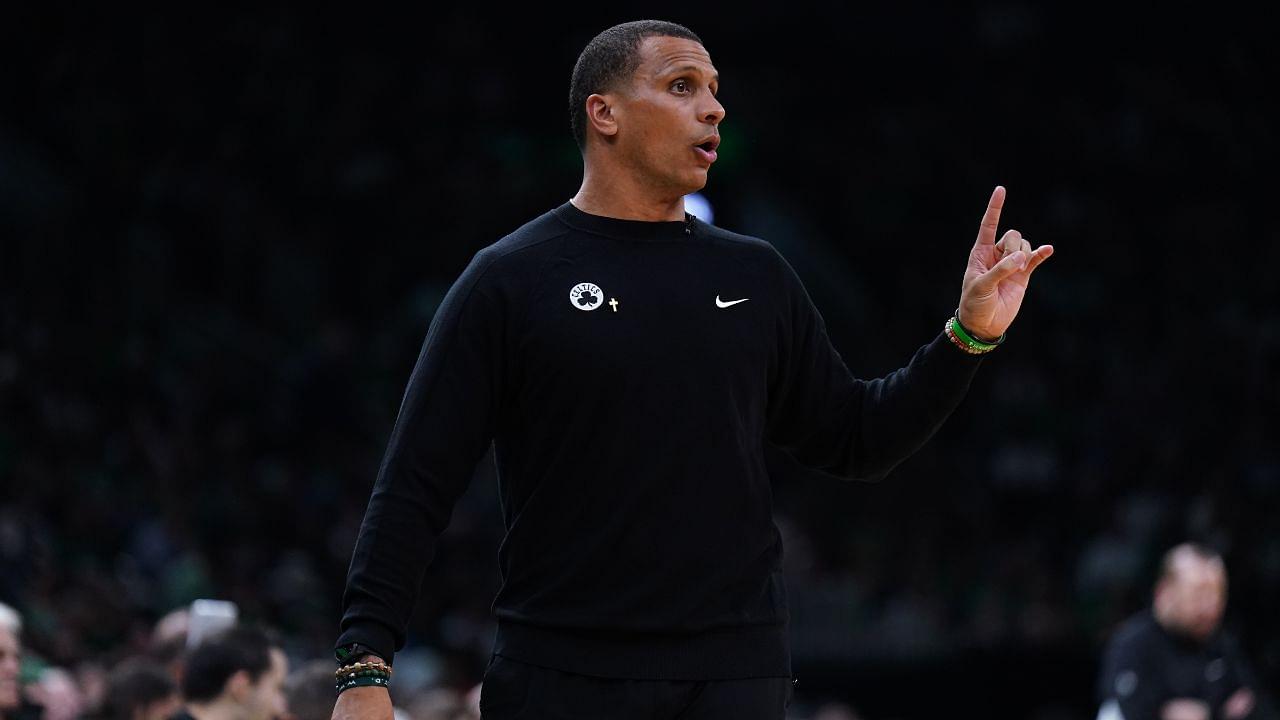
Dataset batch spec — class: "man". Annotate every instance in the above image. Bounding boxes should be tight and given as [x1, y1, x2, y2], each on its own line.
[333, 19, 1052, 720]
[282, 662, 337, 720]
[174, 626, 287, 720]
[1097, 544, 1273, 720]
[102, 659, 182, 720]
[1, 604, 22, 720]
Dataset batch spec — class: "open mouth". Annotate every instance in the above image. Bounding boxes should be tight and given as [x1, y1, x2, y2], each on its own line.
[693, 137, 719, 163]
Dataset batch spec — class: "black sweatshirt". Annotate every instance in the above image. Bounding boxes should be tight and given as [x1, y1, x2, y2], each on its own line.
[1098, 611, 1274, 720]
[336, 201, 984, 680]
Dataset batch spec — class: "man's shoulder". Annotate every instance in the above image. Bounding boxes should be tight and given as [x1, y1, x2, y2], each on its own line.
[1108, 610, 1161, 652]
[475, 207, 571, 267]
[698, 221, 778, 256]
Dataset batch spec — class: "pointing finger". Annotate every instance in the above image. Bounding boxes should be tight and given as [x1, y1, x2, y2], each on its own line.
[976, 186, 1005, 247]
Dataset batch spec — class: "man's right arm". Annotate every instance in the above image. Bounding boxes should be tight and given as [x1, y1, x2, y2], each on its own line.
[335, 248, 508, 666]
[1098, 628, 1168, 720]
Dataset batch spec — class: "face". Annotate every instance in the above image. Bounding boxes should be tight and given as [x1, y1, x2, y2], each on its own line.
[600, 35, 725, 197]
[240, 649, 288, 720]
[0, 627, 19, 712]
[1156, 555, 1227, 642]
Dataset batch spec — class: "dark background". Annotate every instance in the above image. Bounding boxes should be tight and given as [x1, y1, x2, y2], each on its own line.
[2, 4, 1277, 719]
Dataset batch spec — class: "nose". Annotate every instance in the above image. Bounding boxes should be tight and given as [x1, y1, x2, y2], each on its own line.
[703, 94, 725, 126]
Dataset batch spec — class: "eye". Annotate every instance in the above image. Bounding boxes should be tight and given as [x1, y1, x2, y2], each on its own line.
[671, 79, 690, 94]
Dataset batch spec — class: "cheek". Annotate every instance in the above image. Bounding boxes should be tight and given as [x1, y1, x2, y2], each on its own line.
[628, 103, 681, 145]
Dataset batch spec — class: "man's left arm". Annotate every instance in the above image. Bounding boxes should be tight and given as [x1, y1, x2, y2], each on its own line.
[1219, 632, 1276, 720]
[765, 186, 1053, 482]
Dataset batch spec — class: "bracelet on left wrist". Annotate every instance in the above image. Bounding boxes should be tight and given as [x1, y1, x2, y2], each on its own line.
[946, 310, 1004, 355]
[954, 309, 1003, 345]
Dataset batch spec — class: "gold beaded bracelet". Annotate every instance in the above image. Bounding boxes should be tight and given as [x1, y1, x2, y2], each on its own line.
[334, 660, 393, 680]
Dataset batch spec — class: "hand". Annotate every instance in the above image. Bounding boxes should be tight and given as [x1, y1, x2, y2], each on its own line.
[1161, 698, 1210, 720]
[958, 186, 1054, 341]
[1223, 688, 1256, 719]
[331, 686, 393, 720]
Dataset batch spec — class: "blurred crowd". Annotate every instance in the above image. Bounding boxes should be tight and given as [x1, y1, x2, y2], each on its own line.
[0, 602, 481, 720]
[0, 601, 874, 720]
[3, 5, 1277, 719]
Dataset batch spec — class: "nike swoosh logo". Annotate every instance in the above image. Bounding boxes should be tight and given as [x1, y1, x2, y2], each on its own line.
[716, 296, 749, 308]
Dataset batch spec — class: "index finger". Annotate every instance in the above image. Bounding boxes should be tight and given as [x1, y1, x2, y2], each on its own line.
[976, 185, 1005, 247]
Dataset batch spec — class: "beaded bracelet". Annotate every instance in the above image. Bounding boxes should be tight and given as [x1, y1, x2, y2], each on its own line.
[335, 662, 392, 697]
[334, 661, 393, 679]
[945, 313, 1004, 355]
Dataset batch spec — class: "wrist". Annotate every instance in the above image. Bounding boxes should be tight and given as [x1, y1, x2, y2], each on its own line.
[945, 310, 1004, 355]
[955, 309, 1001, 343]
[335, 642, 388, 667]
[335, 659, 393, 697]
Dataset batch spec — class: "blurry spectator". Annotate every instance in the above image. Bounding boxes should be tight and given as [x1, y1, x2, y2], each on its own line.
[1, 605, 20, 720]
[1097, 544, 1274, 720]
[154, 611, 190, 651]
[174, 627, 287, 720]
[282, 662, 332, 720]
[811, 702, 861, 720]
[461, 683, 480, 719]
[75, 663, 109, 719]
[102, 659, 180, 720]
[24, 669, 83, 720]
[151, 609, 190, 685]
[403, 688, 471, 720]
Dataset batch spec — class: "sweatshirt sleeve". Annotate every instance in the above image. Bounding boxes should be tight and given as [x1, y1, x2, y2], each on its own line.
[1096, 628, 1166, 720]
[336, 249, 507, 664]
[764, 249, 984, 482]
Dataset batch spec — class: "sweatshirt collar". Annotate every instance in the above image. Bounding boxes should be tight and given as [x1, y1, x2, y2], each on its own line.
[554, 200, 698, 241]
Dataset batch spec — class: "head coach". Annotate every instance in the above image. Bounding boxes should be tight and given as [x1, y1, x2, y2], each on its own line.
[331, 19, 1053, 720]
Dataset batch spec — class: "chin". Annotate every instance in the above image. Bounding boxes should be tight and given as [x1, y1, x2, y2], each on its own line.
[680, 170, 709, 194]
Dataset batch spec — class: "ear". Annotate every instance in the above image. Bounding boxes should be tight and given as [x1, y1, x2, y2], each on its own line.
[225, 669, 252, 702]
[584, 93, 619, 140]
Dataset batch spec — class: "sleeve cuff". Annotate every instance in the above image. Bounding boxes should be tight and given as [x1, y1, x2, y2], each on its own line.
[932, 329, 988, 368]
[336, 620, 399, 666]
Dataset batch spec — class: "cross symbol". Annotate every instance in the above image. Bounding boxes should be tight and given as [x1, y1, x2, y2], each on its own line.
[608, 298, 619, 312]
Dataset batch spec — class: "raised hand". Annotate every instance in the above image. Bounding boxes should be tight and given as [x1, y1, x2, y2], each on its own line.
[957, 186, 1054, 341]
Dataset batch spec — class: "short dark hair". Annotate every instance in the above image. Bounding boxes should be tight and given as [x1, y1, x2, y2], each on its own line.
[568, 20, 704, 149]
[181, 626, 278, 703]
[103, 659, 176, 720]
[284, 661, 338, 720]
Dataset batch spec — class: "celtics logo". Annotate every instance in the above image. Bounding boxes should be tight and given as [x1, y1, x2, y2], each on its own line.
[569, 282, 604, 311]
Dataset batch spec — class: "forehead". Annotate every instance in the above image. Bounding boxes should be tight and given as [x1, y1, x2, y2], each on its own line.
[1171, 556, 1226, 588]
[635, 35, 717, 78]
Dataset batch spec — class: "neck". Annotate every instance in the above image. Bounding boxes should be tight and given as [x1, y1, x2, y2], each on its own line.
[186, 700, 239, 720]
[571, 159, 686, 222]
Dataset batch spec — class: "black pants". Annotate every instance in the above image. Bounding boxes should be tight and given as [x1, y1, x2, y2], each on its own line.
[479, 654, 795, 720]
